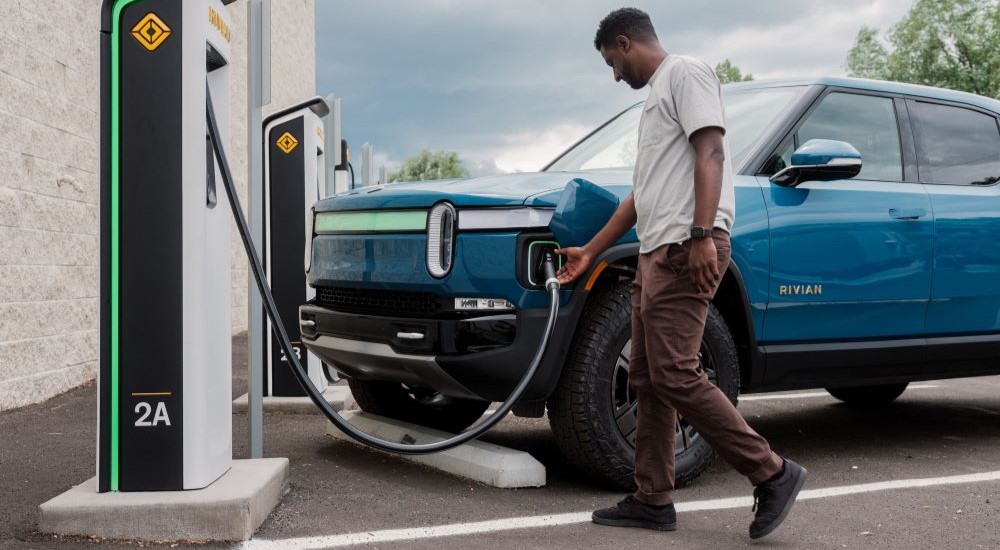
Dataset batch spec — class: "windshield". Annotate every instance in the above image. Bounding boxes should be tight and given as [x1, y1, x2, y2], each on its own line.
[545, 86, 806, 173]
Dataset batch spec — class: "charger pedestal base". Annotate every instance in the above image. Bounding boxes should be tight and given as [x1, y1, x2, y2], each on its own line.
[327, 411, 546, 488]
[38, 458, 288, 542]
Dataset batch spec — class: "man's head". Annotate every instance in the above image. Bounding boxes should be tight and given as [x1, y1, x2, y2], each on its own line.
[594, 8, 661, 89]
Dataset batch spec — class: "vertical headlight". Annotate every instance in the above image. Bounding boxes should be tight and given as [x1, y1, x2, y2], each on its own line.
[305, 206, 315, 272]
[426, 202, 456, 278]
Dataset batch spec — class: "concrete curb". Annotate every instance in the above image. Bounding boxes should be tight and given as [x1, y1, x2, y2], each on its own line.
[233, 385, 350, 414]
[326, 411, 546, 488]
[37, 458, 289, 542]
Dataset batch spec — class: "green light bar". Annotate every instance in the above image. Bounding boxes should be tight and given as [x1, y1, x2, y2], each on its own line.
[110, 0, 145, 494]
[315, 211, 428, 234]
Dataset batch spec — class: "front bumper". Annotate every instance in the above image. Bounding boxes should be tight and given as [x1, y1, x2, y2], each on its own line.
[299, 302, 578, 402]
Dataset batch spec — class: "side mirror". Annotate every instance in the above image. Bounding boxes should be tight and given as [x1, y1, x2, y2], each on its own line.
[770, 139, 863, 187]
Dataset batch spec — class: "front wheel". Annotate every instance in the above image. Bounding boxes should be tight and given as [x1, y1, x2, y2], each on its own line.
[548, 280, 741, 490]
[347, 379, 490, 433]
[826, 383, 908, 405]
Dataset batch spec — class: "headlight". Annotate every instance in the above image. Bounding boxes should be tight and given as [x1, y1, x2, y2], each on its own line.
[457, 207, 553, 231]
[426, 202, 456, 278]
[305, 206, 315, 272]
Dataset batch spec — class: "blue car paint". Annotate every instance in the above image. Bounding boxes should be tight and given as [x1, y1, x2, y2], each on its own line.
[922, 183, 1000, 335]
[317, 171, 634, 211]
[760, 177, 935, 342]
[309, 232, 570, 309]
[310, 77, 1000, 352]
[790, 139, 862, 167]
[549, 179, 621, 248]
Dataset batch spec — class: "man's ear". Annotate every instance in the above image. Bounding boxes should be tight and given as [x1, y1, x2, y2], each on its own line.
[616, 35, 630, 53]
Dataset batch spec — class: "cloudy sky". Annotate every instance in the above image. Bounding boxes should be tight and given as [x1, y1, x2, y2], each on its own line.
[316, 0, 914, 176]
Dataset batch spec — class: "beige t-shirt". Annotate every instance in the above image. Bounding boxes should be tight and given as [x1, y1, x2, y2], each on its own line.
[633, 54, 736, 254]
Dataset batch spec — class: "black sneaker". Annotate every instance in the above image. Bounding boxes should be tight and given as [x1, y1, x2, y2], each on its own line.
[592, 496, 677, 531]
[749, 459, 808, 539]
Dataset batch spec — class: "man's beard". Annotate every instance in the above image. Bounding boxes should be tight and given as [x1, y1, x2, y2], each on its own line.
[625, 77, 645, 89]
[622, 65, 646, 89]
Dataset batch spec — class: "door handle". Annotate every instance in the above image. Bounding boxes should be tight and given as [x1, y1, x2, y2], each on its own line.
[889, 208, 926, 220]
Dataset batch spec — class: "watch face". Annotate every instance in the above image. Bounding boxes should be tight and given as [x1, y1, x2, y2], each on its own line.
[692, 227, 708, 239]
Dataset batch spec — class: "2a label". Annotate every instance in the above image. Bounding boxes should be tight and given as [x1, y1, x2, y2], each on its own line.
[280, 346, 303, 362]
[134, 401, 172, 427]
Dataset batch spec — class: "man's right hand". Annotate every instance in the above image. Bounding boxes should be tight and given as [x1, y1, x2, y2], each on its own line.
[555, 246, 594, 285]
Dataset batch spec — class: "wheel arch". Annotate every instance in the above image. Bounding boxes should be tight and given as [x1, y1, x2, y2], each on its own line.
[578, 245, 762, 392]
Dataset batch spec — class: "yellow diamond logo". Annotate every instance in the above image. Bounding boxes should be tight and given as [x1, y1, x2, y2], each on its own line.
[276, 132, 299, 154]
[131, 13, 172, 52]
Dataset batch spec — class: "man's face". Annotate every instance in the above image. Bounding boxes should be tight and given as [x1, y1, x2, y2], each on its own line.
[600, 39, 646, 90]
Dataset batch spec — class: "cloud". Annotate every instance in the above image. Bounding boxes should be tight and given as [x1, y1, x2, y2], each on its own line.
[463, 122, 595, 173]
[317, 1, 916, 176]
[464, 158, 506, 178]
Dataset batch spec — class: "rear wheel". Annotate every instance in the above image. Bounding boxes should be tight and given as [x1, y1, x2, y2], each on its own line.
[548, 280, 741, 490]
[826, 383, 908, 405]
[347, 379, 490, 433]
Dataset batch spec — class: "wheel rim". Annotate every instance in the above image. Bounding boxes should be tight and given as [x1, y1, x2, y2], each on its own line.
[611, 339, 718, 456]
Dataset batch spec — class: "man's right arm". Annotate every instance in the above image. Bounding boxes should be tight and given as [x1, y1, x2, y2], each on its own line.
[555, 193, 637, 284]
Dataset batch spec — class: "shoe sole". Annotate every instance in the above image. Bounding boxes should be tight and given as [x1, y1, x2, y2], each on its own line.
[750, 463, 808, 540]
[592, 514, 677, 531]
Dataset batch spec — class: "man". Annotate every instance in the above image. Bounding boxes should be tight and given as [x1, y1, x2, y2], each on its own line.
[555, 7, 806, 540]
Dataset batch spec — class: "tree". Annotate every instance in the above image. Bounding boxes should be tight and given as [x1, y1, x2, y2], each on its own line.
[388, 150, 470, 182]
[845, 26, 889, 79]
[714, 59, 753, 84]
[845, 0, 1000, 99]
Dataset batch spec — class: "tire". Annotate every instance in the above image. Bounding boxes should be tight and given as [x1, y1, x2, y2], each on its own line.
[548, 280, 741, 491]
[826, 383, 908, 405]
[347, 379, 490, 433]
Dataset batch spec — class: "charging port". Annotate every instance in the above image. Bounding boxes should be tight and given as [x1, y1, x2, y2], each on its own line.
[527, 240, 562, 287]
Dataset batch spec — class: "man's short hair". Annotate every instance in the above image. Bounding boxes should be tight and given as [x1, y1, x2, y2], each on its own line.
[594, 7, 658, 51]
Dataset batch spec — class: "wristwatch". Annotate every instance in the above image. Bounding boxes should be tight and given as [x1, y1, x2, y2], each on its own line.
[690, 226, 711, 240]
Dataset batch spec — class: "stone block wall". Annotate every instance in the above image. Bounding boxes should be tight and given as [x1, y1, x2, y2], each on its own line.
[0, 0, 316, 410]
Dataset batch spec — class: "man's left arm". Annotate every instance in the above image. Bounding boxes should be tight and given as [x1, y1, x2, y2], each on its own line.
[688, 127, 726, 293]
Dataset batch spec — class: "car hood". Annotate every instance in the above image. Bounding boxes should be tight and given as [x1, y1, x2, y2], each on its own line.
[314, 170, 633, 212]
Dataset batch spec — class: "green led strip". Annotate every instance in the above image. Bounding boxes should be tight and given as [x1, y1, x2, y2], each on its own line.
[110, 0, 144, 492]
[315, 211, 428, 234]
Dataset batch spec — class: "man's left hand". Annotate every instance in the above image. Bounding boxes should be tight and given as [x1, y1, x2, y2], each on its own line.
[688, 237, 720, 294]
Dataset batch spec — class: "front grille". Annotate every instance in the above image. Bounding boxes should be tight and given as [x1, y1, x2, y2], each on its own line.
[315, 286, 447, 317]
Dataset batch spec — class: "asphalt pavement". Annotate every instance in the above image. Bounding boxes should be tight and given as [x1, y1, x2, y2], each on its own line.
[3, 334, 999, 549]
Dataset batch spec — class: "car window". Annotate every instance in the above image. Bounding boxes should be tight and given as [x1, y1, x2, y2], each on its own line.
[909, 101, 1000, 186]
[725, 87, 804, 163]
[796, 92, 903, 182]
[546, 86, 806, 173]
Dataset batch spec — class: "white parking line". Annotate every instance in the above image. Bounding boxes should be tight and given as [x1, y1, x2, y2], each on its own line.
[243, 469, 1000, 550]
[740, 384, 938, 402]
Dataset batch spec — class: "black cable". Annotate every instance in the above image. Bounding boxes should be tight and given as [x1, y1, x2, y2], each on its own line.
[348, 162, 355, 189]
[206, 85, 561, 454]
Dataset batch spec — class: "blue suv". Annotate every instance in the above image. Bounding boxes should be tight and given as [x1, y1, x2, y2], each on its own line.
[300, 77, 1000, 488]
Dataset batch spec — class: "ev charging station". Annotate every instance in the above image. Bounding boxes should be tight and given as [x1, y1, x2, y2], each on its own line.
[40, 0, 564, 541]
[259, 98, 331, 397]
[97, 0, 234, 492]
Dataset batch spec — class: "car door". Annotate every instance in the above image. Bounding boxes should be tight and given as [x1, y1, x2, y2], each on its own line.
[907, 98, 1000, 336]
[758, 90, 934, 351]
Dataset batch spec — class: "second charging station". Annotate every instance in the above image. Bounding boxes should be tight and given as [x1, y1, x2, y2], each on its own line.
[260, 99, 332, 397]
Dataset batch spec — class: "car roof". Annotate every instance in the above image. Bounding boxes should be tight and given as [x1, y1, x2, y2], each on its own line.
[725, 76, 1000, 114]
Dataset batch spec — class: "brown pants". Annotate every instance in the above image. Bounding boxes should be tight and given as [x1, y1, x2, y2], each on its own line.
[631, 231, 782, 506]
